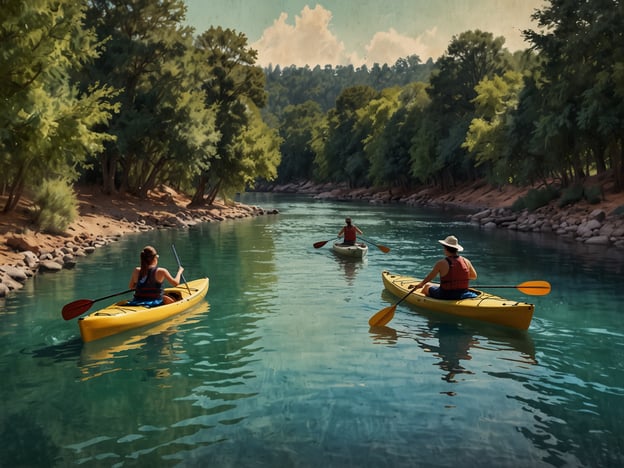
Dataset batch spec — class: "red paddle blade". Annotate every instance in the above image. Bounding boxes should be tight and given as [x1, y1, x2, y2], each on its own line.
[368, 305, 397, 327]
[61, 299, 94, 320]
[313, 240, 329, 249]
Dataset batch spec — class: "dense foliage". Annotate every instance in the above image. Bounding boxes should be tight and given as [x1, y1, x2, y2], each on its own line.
[0, 0, 281, 222]
[1, 0, 623, 232]
[269, 1, 624, 197]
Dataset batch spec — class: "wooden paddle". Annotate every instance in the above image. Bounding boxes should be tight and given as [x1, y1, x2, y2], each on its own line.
[368, 286, 418, 327]
[368, 280, 551, 327]
[313, 238, 338, 249]
[360, 236, 390, 253]
[62, 289, 134, 320]
[171, 244, 191, 294]
[473, 280, 552, 296]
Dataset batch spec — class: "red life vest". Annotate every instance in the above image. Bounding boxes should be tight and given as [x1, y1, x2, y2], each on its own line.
[343, 225, 357, 243]
[440, 256, 470, 290]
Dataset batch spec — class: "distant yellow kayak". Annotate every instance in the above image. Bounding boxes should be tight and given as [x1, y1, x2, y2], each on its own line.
[382, 271, 534, 330]
[78, 278, 209, 342]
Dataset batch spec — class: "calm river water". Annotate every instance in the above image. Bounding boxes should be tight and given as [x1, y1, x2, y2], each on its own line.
[1, 193, 623, 467]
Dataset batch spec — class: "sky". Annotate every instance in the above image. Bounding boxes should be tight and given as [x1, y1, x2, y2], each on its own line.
[183, 0, 546, 68]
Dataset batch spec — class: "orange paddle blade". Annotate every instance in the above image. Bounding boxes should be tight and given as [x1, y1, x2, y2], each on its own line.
[517, 280, 551, 296]
[377, 245, 390, 254]
[313, 240, 330, 249]
[368, 305, 397, 327]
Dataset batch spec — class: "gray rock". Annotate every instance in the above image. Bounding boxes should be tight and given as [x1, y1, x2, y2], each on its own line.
[0, 265, 28, 282]
[39, 260, 63, 272]
[585, 235, 610, 245]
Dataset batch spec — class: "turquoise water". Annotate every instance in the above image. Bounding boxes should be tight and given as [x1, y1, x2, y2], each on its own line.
[1, 193, 623, 467]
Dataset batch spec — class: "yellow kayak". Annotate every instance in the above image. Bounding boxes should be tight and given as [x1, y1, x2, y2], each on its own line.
[382, 271, 534, 330]
[78, 278, 209, 342]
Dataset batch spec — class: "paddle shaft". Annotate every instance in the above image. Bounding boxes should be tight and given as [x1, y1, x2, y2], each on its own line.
[61, 289, 134, 320]
[359, 236, 390, 253]
[171, 244, 191, 295]
[313, 237, 339, 249]
[474, 280, 551, 295]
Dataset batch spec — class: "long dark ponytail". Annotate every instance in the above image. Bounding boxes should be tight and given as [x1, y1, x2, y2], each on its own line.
[139, 246, 158, 278]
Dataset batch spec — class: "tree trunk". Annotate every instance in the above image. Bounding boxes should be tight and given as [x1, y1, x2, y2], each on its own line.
[205, 180, 221, 205]
[189, 173, 207, 206]
[2, 164, 26, 213]
[101, 152, 118, 195]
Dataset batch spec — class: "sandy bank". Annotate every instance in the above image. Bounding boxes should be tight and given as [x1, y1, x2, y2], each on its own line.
[0, 185, 277, 297]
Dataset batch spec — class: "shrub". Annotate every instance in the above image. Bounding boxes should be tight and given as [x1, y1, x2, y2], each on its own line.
[584, 185, 602, 204]
[510, 197, 526, 212]
[31, 179, 78, 234]
[611, 205, 624, 216]
[512, 186, 559, 212]
[558, 185, 584, 208]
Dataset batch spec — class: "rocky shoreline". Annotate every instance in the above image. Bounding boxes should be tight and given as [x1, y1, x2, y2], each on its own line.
[3, 179, 623, 298]
[0, 194, 277, 298]
[265, 180, 624, 248]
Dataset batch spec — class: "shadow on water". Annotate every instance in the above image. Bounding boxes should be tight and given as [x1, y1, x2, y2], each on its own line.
[30, 302, 211, 374]
[371, 288, 537, 384]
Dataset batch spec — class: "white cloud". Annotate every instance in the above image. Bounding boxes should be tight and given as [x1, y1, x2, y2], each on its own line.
[252, 5, 349, 68]
[251, 2, 540, 69]
[351, 26, 441, 67]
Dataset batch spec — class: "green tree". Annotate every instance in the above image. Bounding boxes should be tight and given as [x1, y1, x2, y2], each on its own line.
[84, 0, 217, 197]
[0, 0, 118, 212]
[321, 85, 379, 187]
[424, 30, 511, 189]
[368, 82, 430, 188]
[524, 0, 624, 190]
[277, 101, 323, 183]
[191, 26, 267, 205]
[463, 71, 524, 185]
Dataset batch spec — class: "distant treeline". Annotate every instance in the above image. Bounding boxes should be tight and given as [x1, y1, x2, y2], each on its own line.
[264, 57, 435, 114]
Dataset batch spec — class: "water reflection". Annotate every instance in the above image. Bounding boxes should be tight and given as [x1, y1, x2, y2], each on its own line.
[78, 302, 210, 380]
[415, 321, 478, 384]
[368, 325, 398, 345]
[332, 254, 366, 285]
[372, 289, 537, 387]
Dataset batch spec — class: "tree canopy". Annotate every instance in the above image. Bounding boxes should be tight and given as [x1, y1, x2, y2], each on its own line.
[2, 0, 623, 229]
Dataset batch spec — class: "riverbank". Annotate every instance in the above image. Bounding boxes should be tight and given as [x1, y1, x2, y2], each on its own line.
[3, 179, 624, 297]
[0, 185, 277, 297]
[266, 178, 624, 248]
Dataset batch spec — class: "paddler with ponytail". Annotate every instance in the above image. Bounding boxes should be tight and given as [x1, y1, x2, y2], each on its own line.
[128, 245, 184, 306]
[415, 235, 478, 300]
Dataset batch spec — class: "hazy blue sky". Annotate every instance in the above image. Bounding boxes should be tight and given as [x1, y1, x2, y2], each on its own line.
[183, 1, 545, 67]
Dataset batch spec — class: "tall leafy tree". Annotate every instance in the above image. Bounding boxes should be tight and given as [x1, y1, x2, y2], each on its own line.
[191, 26, 268, 205]
[277, 101, 323, 183]
[524, 0, 624, 189]
[0, 0, 118, 212]
[84, 0, 217, 197]
[367, 82, 430, 188]
[321, 85, 379, 187]
[424, 30, 511, 188]
[463, 71, 524, 185]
